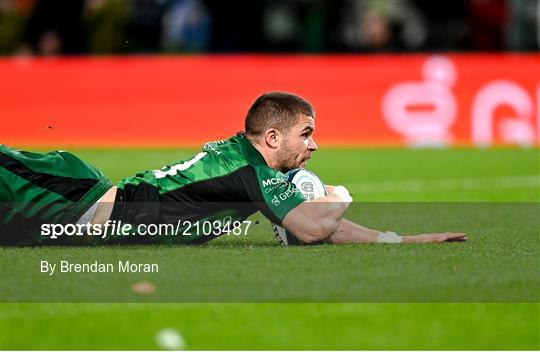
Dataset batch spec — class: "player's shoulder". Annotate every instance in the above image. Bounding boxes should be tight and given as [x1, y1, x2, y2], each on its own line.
[205, 132, 272, 169]
[202, 134, 250, 169]
[202, 134, 237, 153]
[253, 164, 287, 182]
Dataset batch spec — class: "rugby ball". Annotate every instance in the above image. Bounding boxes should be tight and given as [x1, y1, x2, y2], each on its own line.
[271, 169, 327, 245]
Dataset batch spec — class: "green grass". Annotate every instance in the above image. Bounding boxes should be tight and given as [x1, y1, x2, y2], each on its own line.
[2, 303, 538, 350]
[1, 148, 539, 349]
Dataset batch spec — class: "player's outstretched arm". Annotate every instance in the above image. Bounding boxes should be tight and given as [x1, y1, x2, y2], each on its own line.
[323, 185, 468, 244]
[282, 189, 352, 244]
[401, 232, 468, 243]
[327, 218, 468, 244]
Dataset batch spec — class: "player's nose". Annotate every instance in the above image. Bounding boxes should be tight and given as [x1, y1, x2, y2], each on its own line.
[308, 137, 317, 151]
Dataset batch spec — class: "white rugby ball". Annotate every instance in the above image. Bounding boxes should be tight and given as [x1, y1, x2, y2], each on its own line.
[271, 169, 327, 245]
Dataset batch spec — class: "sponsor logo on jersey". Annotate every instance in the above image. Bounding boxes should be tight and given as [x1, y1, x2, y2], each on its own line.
[203, 141, 223, 155]
[265, 178, 301, 203]
[262, 177, 290, 194]
[262, 177, 287, 188]
[277, 188, 297, 202]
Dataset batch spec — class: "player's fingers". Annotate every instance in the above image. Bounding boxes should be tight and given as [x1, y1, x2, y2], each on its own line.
[444, 233, 468, 242]
[445, 237, 467, 242]
[414, 233, 467, 243]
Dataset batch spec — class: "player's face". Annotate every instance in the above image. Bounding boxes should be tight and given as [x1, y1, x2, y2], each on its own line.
[277, 114, 317, 172]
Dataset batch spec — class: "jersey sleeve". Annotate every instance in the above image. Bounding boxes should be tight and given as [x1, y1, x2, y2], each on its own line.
[240, 165, 305, 225]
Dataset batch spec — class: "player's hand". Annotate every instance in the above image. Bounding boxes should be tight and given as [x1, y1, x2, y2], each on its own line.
[403, 232, 468, 243]
[332, 185, 353, 204]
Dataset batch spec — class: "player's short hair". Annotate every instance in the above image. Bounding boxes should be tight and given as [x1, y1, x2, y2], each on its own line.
[245, 92, 314, 136]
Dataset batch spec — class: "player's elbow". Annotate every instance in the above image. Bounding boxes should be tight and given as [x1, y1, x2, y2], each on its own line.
[299, 218, 339, 244]
[282, 203, 341, 245]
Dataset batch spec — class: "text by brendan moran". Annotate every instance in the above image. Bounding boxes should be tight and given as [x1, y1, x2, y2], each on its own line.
[40, 260, 159, 275]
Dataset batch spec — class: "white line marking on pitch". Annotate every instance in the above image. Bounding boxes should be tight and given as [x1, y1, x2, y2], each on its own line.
[347, 175, 540, 193]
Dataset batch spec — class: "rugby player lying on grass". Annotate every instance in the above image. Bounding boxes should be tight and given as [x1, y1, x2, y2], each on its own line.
[0, 92, 467, 246]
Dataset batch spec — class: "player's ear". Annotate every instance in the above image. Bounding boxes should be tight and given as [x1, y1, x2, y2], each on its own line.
[264, 129, 281, 149]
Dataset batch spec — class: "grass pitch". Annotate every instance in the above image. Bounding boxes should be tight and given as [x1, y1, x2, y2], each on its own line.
[1, 147, 539, 349]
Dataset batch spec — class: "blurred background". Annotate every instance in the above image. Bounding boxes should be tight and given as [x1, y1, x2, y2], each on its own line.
[0, 0, 538, 56]
[0, 0, 538, 149]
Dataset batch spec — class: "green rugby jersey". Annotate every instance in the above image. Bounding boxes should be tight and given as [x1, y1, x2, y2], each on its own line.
[110, 133, 305, 244]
